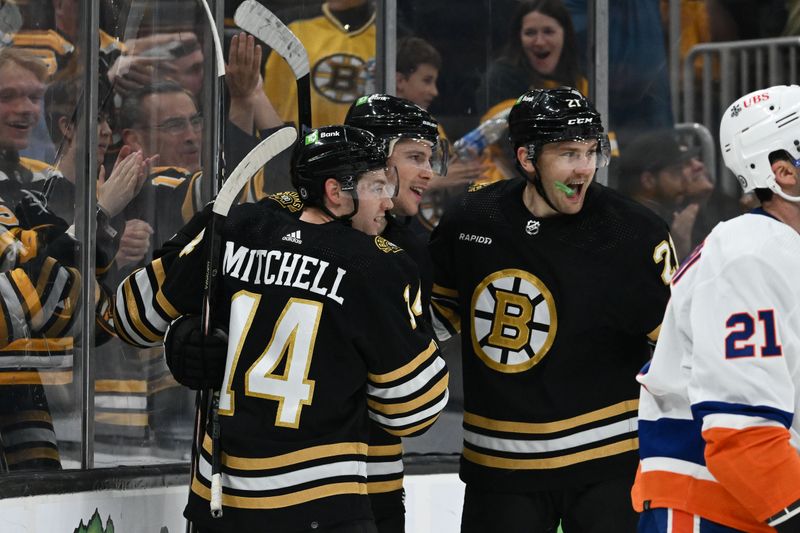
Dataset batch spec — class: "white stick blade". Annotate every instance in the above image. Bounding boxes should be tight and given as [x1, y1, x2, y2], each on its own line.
[213, 126, 298, 216]
[234, 0, 310, 79]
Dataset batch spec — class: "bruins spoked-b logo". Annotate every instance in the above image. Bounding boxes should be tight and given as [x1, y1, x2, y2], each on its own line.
[312, 53, 370, 103]
[471, 269, 557, 373]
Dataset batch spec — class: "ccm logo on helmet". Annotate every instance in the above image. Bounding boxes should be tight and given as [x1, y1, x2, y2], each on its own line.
[567, 118, 593, 125]
[742, 92, 770, 108]
[321, 131, 341, 138]
[459, 233, 492, 245]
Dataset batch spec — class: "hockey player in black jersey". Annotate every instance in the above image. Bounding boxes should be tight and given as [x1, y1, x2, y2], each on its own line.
[163, 95, 446, 532]
[429, 87, 676, 532]
[114, 125, 449, 532]
[344, 94, 446, 533]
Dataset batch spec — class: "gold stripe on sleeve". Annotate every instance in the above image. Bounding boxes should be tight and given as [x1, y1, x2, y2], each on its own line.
[368, 340, 437, 384]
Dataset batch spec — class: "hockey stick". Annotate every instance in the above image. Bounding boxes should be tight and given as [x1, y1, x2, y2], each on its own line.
[233, 0, 312, 133]
[198, 126, 297, 518]
[191, 0, 228, 526]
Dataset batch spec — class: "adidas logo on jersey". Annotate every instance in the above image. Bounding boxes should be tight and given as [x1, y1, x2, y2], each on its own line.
[282, 230, 302, 244]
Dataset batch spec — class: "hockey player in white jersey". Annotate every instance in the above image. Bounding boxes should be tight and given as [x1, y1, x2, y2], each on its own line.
[633, 85, 800, 532]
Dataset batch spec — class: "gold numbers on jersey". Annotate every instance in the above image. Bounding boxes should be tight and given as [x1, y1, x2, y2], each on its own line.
[653, 238, 678, 285]
[404, 284, 423, 329]
[218, 291, 320, 429]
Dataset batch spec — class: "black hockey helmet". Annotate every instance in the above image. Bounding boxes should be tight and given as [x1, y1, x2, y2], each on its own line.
[508, 86, 610, 165]
[345, 94, 439, 144]
[292, 125, 388, 206]
[345, 93, 448, 174]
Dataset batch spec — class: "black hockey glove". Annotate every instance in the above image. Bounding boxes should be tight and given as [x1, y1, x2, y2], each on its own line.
[164, 315, 228, 391]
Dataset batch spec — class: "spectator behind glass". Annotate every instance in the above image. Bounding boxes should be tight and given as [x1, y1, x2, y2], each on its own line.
[43, 77, 151, 221]
[477, 0, 587, 113]
[617, 129, 700, 259]
[396, 36, 484, 210]
[563, 0, 673, 138]
[680, 143, 743, 250]
[0, 48, 106, 472]
[263, 0, 376, 128]
[396, 36, 441, 111]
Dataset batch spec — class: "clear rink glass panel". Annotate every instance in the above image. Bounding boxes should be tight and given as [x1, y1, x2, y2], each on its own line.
[0, 0, 87, 473]
[0, 0, 789, 476]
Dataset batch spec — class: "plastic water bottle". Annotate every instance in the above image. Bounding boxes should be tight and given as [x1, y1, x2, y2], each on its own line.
[453, 117, 508, 160]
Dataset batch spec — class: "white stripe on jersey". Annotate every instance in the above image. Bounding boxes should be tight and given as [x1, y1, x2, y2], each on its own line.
[198, 455, 367, 491]
[640, 456, 717, 482]
[366, 459, 403, 477]
[702, 413, 786, 431]
[36, 265, 70, 331]
[464, 415, 637, 454]
[113, 291, 156, 348]
[133, 267, 170, 334]
[2, 426, 59, 447]
[0, 354, 71, 369]
[94, 395, 148, 410]
[368, 390, 449, 428]
[0, 275, 29, 339]
[367, 356, 447, 400]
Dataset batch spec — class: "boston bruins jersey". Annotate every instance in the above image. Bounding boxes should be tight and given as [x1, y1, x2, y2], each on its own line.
[0, 155, 84, 470]
[263, 4, 376, 128]
[115, 198, 448, 531]
[429, 178, 674, 491]
[12, 28, 123, 78]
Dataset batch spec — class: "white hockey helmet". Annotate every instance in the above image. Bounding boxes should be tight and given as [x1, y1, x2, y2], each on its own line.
[719, 84, 800, 202]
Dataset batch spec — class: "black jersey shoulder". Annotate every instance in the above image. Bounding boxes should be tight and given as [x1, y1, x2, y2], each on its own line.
[585, 183, 672, 245]
[225, 200, 420, 284]
[442, 177, 524, 227]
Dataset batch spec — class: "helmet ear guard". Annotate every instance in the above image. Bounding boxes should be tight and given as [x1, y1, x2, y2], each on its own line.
[720, 84, 800, 203]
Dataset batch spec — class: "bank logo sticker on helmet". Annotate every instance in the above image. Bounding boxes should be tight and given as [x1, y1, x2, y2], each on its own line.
[471, 269, 557, 373]
[305, 130, 319, 145]
[730, 104, 742, 118]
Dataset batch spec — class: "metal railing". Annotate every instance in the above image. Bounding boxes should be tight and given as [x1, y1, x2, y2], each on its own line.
[675, 121, 716, 184]
[680, 36, 800, 193]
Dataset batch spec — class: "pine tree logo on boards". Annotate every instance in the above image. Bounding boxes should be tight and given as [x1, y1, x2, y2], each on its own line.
[73, 509, 115, 533]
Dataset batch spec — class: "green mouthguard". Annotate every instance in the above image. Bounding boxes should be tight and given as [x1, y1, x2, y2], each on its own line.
[555, 181, 575, 197]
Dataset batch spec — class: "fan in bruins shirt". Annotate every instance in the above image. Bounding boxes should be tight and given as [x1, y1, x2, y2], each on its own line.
[0, 48, 131, 471]
[428, 87, 676, 532]
[113, 125, 449, 532]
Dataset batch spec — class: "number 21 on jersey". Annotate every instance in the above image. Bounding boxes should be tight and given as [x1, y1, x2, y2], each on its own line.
[218, 291, 321, 429]
[725, 309, 783, 359]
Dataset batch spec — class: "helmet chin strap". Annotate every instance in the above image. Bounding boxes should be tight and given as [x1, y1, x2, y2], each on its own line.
[515, 145, 565, 216]
[319, 191, 359, 221]
[520, 160, 563, 215]
[770, 182, 800, 203]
